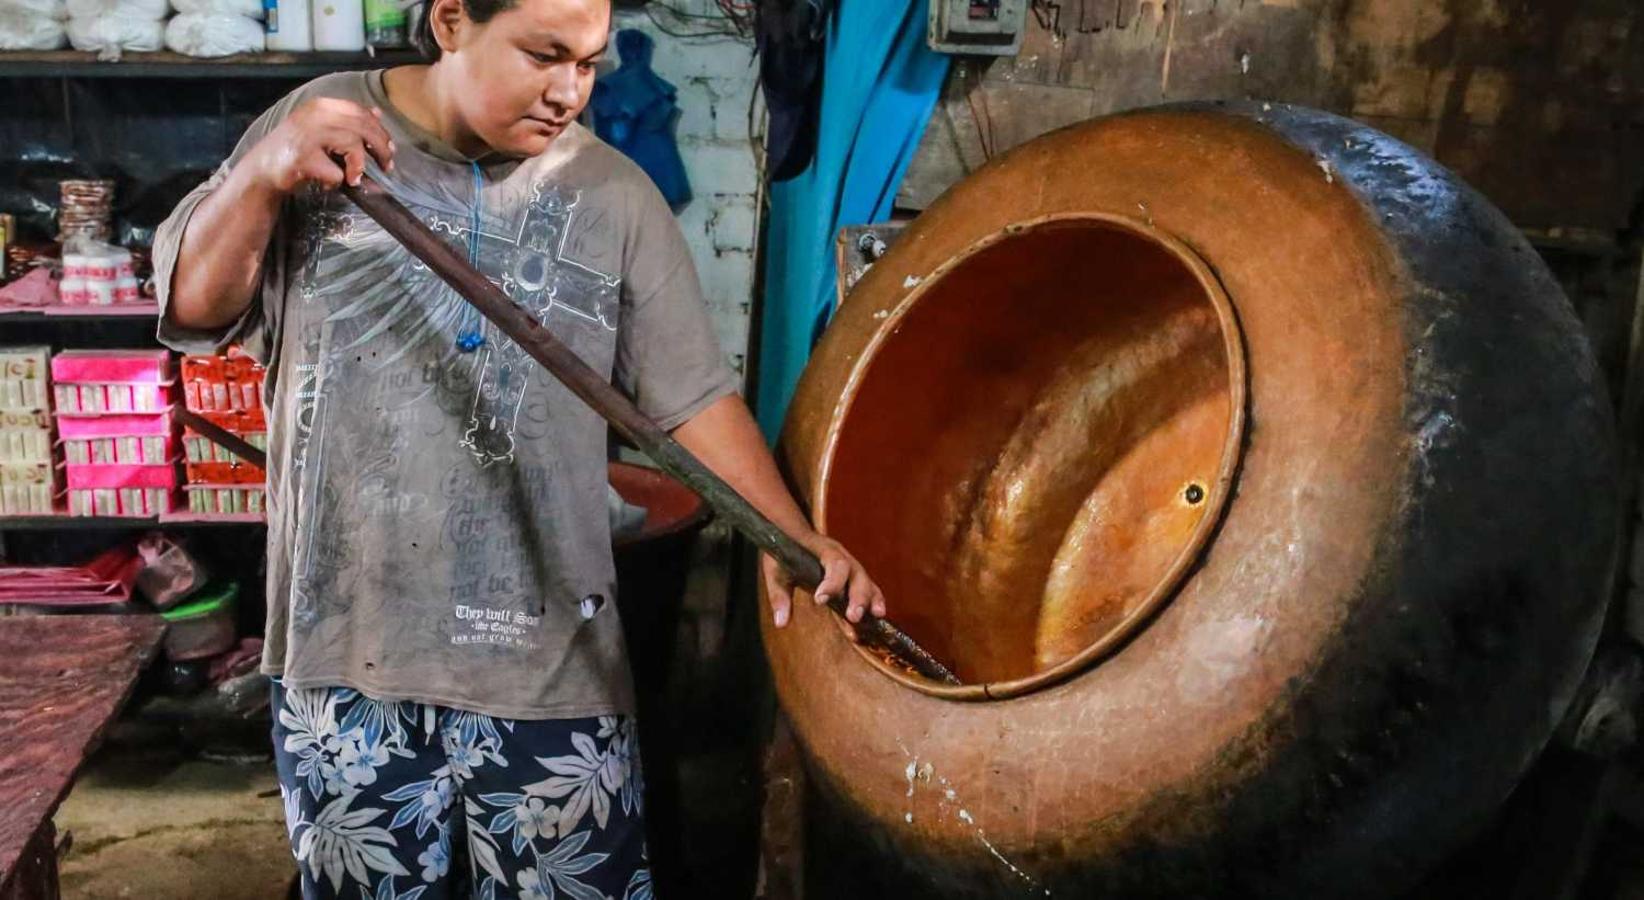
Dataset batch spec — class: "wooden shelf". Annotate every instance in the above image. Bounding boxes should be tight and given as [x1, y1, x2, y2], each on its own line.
[0, 514, 264, 529]
[0, 304, 159, 322]
[158, 512, 265, 525]
[0, 50, 422, 79]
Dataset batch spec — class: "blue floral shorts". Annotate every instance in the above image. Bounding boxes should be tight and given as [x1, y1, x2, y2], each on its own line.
[271, 682, 650, 900]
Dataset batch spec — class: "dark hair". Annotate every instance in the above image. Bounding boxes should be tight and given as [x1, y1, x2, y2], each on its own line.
[414, 0, 613, 60]
[413, 0, 515, 60]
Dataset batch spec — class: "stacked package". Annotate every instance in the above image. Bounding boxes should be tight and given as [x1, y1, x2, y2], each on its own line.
[59, 238, 143, 307]
[65, 0, 166, 60]
[56, 178, 116, 244]
[0, 347, 57, 515]
[181, 349, 266, 516]
[52, 350, 179, 517]
[165, 0, 261, 57]
[0, 0, 68, 49]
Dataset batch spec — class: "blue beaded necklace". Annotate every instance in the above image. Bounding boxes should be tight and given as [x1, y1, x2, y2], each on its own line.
[455, 160, 486, 353]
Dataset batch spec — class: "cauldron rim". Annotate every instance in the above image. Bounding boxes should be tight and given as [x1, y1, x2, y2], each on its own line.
[813, 211, 1250, 701]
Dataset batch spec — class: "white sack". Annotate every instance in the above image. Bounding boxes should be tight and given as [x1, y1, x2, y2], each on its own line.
[0, 0, 67, 21]
[169, 0, 261, 21]
[0, 6, 65, 47]
[164, 11, 263, 56]
[65, 0, 167, 22]
[66, 12, 163, 59]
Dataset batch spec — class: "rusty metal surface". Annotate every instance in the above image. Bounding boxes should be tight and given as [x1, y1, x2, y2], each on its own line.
[822, 213, 1246, 698]
[0, 615, 165, 894]
[901, 0, 1644, 233]
[761, 104, 1618, 897]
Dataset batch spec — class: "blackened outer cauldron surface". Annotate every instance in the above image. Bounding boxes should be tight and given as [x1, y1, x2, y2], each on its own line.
[760, 103, 1619, 898]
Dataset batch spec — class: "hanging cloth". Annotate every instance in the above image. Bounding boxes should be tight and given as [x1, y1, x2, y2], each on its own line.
[756, 0, 833, 181]
[590, 28, 692, 208]
[753, 0, 949, 439]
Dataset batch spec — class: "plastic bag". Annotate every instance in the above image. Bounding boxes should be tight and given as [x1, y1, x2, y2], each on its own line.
[0, 267, 59, 308]
[2, 0, 67, 19]
[0, 7, 66, 48]
[65, 0, 168, 20]
[164, 12, 263, 56]
[66, 11, 163, 59]
[169, 0, 261, 19]
[135, 531, 209, 610]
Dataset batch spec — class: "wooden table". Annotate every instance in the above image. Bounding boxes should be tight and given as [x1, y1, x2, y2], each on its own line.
[0, 615, 165, 900]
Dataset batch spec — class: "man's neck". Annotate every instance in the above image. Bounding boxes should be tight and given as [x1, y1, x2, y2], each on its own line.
[382, 63, 492, 160]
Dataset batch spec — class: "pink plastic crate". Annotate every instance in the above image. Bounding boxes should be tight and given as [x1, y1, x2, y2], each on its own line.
[50, 350, 172, 384]
[64, 462, 178, 490]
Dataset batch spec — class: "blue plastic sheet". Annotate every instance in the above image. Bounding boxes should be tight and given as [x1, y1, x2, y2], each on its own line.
[753, 0, 949, 439]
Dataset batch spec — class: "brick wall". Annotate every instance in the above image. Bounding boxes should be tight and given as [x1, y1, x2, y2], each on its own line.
[610, 3, 762, 382]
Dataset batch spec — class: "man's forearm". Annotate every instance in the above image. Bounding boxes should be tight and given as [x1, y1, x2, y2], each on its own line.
[166, 163, 284, 332]
[670, 394, 819, 544]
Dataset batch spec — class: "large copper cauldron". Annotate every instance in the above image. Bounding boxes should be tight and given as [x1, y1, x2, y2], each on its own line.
[760, 103, 1618, 897]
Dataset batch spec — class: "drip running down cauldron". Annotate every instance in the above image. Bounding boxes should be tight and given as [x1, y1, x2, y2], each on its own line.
[760, 103, 1618, 898]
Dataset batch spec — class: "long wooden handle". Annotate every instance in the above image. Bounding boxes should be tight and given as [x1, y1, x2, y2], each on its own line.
[340, 175, 959, 685]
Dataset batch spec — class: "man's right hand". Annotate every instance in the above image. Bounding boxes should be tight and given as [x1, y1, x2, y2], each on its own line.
[164, 97, 396, 332]
[242, 97, 397, 194]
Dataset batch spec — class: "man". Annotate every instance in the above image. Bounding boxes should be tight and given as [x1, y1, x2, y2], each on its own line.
[156, 0, 880, 894]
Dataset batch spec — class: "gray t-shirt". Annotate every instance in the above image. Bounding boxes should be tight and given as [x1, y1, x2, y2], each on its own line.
[154, 71, 739, 719]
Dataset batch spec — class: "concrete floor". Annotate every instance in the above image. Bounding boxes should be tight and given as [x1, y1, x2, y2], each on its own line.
[54, 739, 294, 900]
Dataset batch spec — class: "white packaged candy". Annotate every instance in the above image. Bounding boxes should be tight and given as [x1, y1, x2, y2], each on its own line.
[187, 485, 264, 515]
[0, 428, 51, 464]
[0, 347, 49, 386]
[65, 434, 166, 464]
[0, 483, 53, 515]
[164, 12, 263, 56]
[54, 382, 170, 414]
[65, 0, 169, 19]
[0, 462, 50, 487]
[61, 239, 138, 302]
[6, 0, 68, 19]
[0, 6, 67, 49]
[169, 0, 262, 18]
[66, 11, 164, 60]
[69, 486, 171, 517]
[0, 347, 50, 413]
[0, 379, 47, 411]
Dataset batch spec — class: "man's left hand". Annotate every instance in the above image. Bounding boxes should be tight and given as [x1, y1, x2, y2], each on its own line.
[761, 533, 886, 631]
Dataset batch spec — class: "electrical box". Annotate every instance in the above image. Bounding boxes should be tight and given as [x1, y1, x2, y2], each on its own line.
[927, 0, 1027, 56]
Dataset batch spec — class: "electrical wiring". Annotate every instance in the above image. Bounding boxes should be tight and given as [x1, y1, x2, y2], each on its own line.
[641, 0, 752, 39]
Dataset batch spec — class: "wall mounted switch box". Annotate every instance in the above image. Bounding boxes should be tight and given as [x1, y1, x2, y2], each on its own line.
[928, 0, 1027, 56]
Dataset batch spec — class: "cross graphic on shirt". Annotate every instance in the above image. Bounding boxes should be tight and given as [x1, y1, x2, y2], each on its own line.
[433, 180, 622, 466]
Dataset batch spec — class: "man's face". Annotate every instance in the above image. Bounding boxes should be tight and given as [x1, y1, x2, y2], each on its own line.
[443, 0, 609, 157]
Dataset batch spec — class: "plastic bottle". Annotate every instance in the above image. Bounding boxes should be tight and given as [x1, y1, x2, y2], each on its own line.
[311, 0, 363, 50]
[264, 0, 313, 50]
[363, 0, 404, 48]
